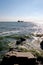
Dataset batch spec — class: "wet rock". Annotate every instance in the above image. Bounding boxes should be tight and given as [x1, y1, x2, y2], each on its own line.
[9, 48, 14, 51]
[37, 57, 43, 65]
[16, 37, 26, 45]
[40, 41, 43, 50]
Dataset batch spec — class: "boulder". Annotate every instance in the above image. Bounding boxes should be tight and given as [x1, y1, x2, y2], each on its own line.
[1, 52, 36, 65]
[0, 51, 43, 65]
[16, 37, 26, 45]
[40, 41, 43, 50]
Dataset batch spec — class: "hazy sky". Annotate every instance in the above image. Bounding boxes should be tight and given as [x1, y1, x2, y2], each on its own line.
[0, 0, 43, 23]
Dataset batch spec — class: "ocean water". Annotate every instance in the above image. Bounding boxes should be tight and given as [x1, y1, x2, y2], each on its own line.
[0, 22, 43, 36]
[0, 22, 43, 52]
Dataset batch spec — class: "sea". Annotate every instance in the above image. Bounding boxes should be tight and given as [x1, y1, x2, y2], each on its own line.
[0, 22, 43, 52]
[0, 22, 43, 36]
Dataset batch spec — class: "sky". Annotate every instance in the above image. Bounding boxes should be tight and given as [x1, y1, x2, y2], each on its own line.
[0, 0, 43, 23]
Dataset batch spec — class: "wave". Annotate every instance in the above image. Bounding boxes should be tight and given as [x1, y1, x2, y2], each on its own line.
[0, 22, 43, 36]
[0, 30, 20, 36]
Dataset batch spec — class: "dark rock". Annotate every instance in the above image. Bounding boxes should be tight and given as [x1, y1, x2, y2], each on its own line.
[1, 56, 43, 65]
[18, 20, 24, 22]
[1, 56, 36, 65]
[1, 52, 43, 65]
[37, 57, 43, 65]
[20, 37, 26, 42]
[40, 41, 43, 50]
[9, 48, 14, 51]
[16, 40, 21, 45]
[16, 37, 26, 45]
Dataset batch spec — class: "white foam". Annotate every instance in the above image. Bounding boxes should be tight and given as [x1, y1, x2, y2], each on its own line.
[0, 30, 20, 36]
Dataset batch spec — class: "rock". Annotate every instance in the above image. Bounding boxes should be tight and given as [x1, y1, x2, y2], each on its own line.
[0, 51, 43, 65]
[9, 48, 14, 51]
[20, 37, 26, 41]
[18, 20, 24, 22]
[37, 57, 43, 65]
[1, 51, 36, 65]
[16, 37, 26, 45]
[40, 41, 43, 50]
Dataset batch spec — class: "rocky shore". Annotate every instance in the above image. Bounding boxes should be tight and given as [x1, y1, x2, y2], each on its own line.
[0, 34, 43, 65]
[0, 51, 43, 65]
